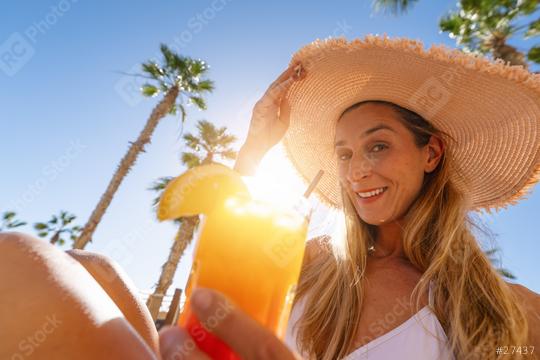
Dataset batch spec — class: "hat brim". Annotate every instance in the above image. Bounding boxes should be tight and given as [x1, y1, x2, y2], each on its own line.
[282, 35, 540, 212]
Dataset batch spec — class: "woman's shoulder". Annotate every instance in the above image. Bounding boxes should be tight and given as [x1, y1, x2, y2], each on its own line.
[506, 282, 540, 347]
[507, 281, 539, 295]
[507, 282, 540, 311]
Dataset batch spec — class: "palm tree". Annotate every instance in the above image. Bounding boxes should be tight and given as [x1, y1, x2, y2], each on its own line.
[439, 0, 540, 69]
[485, 247, 516, 280]
[372, 0, 420, 15]
[374, 0, 540, 68]
[74, 44, 214, 249]
[34, 211, 82, 246]
[0, 211, 27, 231]
[145, 120, 237, 320]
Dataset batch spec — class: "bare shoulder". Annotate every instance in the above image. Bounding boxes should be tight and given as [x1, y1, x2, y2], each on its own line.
[506, 282, 540, 347]
[507, 282, 540, 311]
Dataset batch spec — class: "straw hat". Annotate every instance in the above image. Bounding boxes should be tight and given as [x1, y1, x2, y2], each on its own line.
[281, 34, 540, 213]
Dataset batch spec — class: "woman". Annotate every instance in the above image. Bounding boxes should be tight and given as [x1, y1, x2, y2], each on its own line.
[162, 36, 540, 359]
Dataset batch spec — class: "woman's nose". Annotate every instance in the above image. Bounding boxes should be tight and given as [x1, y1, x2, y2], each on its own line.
[347, 153, 374, 182]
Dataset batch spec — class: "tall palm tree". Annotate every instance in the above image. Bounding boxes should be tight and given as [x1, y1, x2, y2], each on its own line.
[145, 120, 237, 320]
[74, 45, 214, 249]
[34, 211, 82, 246]
[0, 211, 27, 231]
[439, 0, 540, 69]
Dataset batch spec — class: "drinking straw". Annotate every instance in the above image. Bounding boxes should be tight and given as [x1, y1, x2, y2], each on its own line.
[303, 170, 324, 198]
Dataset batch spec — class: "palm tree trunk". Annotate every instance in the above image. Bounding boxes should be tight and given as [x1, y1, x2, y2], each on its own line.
[146, 215, 199, 320]
[50, 232, 60, 245]
[73, 86, 180, 249]
[490, 36, 529, 69]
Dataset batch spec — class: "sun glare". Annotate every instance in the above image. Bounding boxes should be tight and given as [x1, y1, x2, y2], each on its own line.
[241, 144, 341, 241]
[241, 145, 307, 207]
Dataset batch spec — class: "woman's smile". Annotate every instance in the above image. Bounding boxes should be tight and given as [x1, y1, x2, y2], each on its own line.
[355, 186, 388, 205]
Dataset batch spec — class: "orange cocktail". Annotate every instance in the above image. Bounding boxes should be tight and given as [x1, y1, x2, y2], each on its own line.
[157, 164, 310, 359]
[180, 196, 309, 359]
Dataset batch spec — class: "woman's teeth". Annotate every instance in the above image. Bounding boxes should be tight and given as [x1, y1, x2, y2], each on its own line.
[357, 187, 387, 198]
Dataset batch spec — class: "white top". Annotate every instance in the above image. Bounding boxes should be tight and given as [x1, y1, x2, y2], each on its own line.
[285, 282, 454, 359]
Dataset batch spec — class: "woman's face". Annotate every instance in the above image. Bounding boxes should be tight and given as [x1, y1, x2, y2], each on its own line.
[334, 103, 441, 225]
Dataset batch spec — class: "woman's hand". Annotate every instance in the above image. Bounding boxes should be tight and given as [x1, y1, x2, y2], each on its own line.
[159, 288, 300, 360]
[234, 62, 306, 175]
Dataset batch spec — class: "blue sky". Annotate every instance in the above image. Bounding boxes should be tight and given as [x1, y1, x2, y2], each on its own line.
[1, 0, 539, 307]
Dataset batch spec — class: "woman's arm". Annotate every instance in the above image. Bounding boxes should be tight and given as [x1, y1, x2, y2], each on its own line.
[234, 141, 268, 176]
[233, 62, 305, 176]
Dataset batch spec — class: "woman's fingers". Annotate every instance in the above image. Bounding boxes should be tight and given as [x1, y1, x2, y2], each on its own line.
[256, 62, 305, 112]
[268, 62, 302, 89]
[242, 61, 306, 154]
[264, 62, 305, 105]
[159, 325, 211, 360]
[190, 288, 298, 360]
[279, 94, 292, 128]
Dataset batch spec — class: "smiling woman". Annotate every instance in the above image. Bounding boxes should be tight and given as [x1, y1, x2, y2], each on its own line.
[220, 35, 540, 360]
[274, 35, 540, 360]
[288, 99, 535, 359]
[334, 101, 446, 227]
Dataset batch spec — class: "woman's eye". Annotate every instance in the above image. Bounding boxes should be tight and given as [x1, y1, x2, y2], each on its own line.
[371, 144, 388, 152]
[338, 153, 351, 161]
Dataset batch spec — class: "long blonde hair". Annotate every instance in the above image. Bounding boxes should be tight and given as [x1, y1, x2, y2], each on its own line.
[293, 100, 529, 359]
